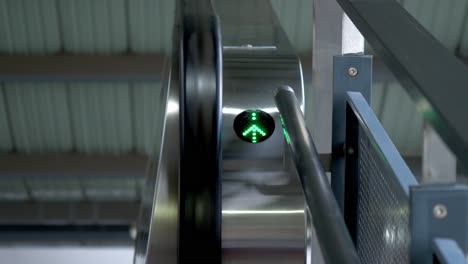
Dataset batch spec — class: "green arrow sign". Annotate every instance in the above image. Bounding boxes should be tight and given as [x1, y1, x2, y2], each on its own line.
[242, 124, 267, 143]
[234, 110, 275, 144]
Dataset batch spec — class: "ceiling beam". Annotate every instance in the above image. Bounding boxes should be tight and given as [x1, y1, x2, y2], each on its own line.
[0, 223, 134, 245]
[0, 154, 148, 178]
[0, 154, 149, 202]
[0, 200, 140, 226]
[1, 53, 463, 84]
[0, 55, 166, 82]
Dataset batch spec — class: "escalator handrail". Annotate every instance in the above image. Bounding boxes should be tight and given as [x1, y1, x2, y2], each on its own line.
[274, 86, 360, 264]
[178, 0, 222, 263]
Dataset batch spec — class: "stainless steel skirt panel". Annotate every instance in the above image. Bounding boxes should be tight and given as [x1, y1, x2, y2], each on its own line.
[218, 0, 306, 263]
[134, 60, 180, 264]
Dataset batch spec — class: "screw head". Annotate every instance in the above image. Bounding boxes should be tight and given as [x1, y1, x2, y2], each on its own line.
[348, 67, 358, 77]
[433, 204, 448, 220]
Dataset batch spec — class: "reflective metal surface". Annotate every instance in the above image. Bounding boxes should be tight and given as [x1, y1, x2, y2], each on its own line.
[136, 1, 307, 263]
[134, 61, 179, 264]
[134, 16, 180, 264]
[336, 0, 468, 166]
[216, 0, 306, 263]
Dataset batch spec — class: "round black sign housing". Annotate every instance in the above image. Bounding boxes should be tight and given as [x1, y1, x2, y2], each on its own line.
[233, 109, 275, 144]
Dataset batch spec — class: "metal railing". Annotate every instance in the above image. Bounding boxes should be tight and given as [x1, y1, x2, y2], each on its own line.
[275, 84, 467, 264]
[343, 91, 467, 264]
[274, 86, 360, 264]
[433, 239, 468, 264]
[335, 0, 468, 167]
[328, 1, 468, 262]
[345, 91, 418, 263]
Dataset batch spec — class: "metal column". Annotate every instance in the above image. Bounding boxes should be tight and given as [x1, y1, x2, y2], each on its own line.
[331, 54, 372, 211]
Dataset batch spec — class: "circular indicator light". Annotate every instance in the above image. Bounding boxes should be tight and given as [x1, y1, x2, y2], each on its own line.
[233, 109, 275, 144]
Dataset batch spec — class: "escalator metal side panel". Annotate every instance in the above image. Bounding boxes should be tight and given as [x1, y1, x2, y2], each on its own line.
[136, 1, 306, 263]
[216, 0, 306, 263]
[134, 56, 180, 264]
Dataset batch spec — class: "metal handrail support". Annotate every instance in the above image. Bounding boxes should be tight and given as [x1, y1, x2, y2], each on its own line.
[433, 238, 468, 264]
[274, 86, 360, 264]
[335, 0, 468, 166]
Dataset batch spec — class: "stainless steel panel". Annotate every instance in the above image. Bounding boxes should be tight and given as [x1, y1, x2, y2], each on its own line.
[134, 60, 178, 264]
[136, 1, 306, 263]
[217, 0, 306, 263]
[222, 170, 306, 264]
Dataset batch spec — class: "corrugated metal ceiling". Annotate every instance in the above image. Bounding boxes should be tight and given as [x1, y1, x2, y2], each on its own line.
[1, 82, 163, 154]
[0, 0, 466, 157]
[0, 0, 174, 55]
[0, 0, 466, 56]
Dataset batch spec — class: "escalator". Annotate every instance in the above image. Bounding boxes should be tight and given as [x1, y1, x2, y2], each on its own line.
[132, 1, 468, 264]
[134, 0, 307, 263]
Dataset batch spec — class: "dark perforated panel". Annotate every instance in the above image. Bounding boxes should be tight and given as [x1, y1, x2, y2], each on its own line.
[356, 126, 411, 264]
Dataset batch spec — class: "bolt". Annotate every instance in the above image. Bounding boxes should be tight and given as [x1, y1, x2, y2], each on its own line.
[348, 67, 358, 77]
[433, 204, 448, 220]
[347, 147, 355, 155]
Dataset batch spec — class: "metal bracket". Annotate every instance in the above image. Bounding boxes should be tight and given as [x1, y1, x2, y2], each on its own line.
[433, 238, 468, 264]
[331, 54, 372, 211]
[410, 184, 468, 263]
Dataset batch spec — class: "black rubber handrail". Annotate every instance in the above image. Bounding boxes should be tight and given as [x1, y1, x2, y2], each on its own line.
[178, 0, 222, 263]
[275, 86, 360, 264]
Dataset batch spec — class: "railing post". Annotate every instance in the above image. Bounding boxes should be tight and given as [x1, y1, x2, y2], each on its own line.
[331, 54, 372, 212]
[410, 185, 468, 263]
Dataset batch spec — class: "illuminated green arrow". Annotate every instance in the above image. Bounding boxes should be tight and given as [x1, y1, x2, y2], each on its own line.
[242, 124, 267, 143]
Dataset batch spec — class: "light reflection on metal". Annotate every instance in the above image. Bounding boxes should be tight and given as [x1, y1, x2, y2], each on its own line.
[222, 209, 304, 215]
[166, 100, 179, 114]
[223, 107, 279, 115]
[223, 45, 277, 51]
[383, 224, 407, 247]
[133, 6, 178, 264]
